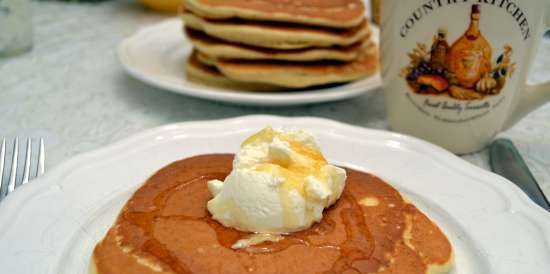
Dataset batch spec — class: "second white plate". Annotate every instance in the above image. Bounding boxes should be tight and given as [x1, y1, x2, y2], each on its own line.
[118, 19, 382, 106]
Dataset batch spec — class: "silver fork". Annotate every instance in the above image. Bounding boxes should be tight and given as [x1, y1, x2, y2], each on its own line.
[0, 138, 45, 202]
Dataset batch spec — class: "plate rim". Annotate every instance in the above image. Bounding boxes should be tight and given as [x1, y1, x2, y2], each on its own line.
[117, 18, 382, 106]
[1, 115, 548, 221]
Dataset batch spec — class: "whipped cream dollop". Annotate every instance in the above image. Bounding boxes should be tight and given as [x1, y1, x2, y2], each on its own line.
[207, 127, 347, 234]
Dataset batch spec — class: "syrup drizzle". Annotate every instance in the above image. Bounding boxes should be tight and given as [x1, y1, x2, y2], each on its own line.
[122, 172, 375, 273]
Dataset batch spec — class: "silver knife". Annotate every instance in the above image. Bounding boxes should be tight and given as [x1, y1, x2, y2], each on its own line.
[489, 139, 550, 212]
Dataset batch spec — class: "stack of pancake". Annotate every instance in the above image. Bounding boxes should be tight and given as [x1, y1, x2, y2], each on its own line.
[181, 0, 378, 90]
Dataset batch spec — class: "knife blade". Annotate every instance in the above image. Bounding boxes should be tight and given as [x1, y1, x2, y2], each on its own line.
[489, 139, 550, 212]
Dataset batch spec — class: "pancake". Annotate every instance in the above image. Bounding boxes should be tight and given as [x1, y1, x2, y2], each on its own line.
[92, 154, 453, 274]
[181, 9, 371, 49]
[196, 44, 379, 88]
[194, 51, 217, 66]
[186, 52, 283, 91]
[183, 0, 365, 28]
[185, 28, 373, 62]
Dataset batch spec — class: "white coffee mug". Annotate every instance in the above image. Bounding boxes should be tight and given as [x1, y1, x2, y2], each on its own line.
[380, 0, 550, 154]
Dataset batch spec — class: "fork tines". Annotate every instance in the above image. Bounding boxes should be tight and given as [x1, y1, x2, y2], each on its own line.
[0, 138, 45, 201]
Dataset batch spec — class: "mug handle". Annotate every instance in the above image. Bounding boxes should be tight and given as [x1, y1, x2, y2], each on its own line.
[504, 14, 550, 130]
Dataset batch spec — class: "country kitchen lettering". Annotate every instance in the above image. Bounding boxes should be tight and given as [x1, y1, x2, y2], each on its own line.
[400, 0, 531, 41]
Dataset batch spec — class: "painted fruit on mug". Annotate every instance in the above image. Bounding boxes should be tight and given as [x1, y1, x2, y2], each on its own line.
[400, 4, 516, 101]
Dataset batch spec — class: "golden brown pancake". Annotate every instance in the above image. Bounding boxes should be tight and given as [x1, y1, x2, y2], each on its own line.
[92, 154, 453, 274]
[185, 28, 372, 62]
[183, 0, 366, 28]
[181, 9, 371, 49]
[194, 44, 379, 88]
[185, 52, 284, 91]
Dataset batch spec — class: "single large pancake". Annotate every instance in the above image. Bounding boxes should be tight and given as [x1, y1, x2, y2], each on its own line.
[181, 10, 371, 49]
[195, 44, 379, 88]
[185, 28, 372, 62]
[92, 154, 453, 274]
[183, 0, 365, 28]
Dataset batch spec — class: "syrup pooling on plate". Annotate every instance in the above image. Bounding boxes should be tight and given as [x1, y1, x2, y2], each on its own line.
[117, 154, 377, 273]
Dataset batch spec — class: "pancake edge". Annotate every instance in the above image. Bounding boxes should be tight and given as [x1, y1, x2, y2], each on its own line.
[89, 218, 453, 274]
[183, 0, 365, 29]
[204, 46, 379, 88]
[181, 11, 371, 50]
[401, 197, 455, 274]
[89, 206, 454, 274]
[89, 258, 98, 274]
[186, 52, 284, 91]
[186, 28, 373, 62]
[427, 252, 455, 274]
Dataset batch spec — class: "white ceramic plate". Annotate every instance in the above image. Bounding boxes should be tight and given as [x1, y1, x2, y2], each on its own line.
[1, 116, 549, 274]
[118, 19, 382, 106]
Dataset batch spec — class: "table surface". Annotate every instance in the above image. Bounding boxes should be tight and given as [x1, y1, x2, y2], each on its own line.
[1, 0, 550, 198]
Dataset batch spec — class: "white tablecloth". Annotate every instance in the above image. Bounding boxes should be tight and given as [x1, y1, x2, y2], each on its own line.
[1, 0, 550, 198]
